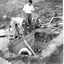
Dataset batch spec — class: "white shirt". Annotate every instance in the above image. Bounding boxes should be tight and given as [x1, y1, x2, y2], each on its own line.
[11, 17, 24, 27]
[23, 3, 34, 14]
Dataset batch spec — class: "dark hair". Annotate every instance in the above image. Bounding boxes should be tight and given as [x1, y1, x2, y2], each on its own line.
[28, 0, 32, 3]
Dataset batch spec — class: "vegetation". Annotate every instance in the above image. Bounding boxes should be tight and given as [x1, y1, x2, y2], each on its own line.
[0, 0, 63, 64]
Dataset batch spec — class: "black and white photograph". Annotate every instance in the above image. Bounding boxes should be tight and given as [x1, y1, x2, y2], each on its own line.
[0, 0, 63, 64]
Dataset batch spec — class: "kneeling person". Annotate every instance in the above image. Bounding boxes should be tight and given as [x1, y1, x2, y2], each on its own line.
[10, 17, 24, 39]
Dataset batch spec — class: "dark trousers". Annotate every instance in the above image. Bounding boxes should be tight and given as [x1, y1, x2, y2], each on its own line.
[24, 14, 32, 35]
[27, 14, 32, 25]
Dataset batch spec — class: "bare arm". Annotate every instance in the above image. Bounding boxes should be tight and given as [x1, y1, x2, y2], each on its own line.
[31, 6, 35, 13]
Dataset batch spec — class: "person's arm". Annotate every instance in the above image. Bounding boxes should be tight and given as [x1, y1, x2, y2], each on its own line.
[23, 6, 25, 11]
[22, 6, 25, 17]
[31, 5, 35, 13]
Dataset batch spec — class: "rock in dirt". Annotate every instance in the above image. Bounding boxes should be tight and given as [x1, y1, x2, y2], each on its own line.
[0, 57, 11, 64]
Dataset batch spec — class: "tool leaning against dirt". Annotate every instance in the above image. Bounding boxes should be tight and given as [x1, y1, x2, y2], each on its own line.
[22, 34, 36, 56]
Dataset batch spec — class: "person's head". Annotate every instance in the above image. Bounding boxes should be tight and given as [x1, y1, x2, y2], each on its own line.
[28, 0, 32, 5]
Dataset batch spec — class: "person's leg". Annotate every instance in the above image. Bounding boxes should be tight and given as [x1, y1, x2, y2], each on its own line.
[28, 14, 32, 32]
[28, 14, 32, 25]
[23, 16, 28, 36]
[10, 20, 16, 39]
[15, 23, 20, 38]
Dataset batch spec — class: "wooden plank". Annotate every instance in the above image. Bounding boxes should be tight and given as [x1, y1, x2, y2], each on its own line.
[11, 31, 35, 53]
[12, 31, 35, 46]
[35, 28, 53, 34]
[5, 54, 39, 61]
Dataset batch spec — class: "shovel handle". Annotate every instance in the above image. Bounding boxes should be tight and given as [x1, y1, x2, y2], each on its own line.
[23, 39, 36, 56]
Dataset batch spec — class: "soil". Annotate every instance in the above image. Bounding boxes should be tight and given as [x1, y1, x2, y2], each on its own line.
[0, 0, 63, 64]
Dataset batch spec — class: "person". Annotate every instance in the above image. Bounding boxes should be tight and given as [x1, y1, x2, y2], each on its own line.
[22, 0, 34, 34]
[10, 16, 24, 39]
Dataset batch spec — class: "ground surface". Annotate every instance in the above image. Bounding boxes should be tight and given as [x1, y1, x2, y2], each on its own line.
[0, 31, 63, 64]
[0, 0, 63, 64]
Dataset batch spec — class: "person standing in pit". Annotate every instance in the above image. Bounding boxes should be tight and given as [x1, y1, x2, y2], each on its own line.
[22, 0, 35, 35]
